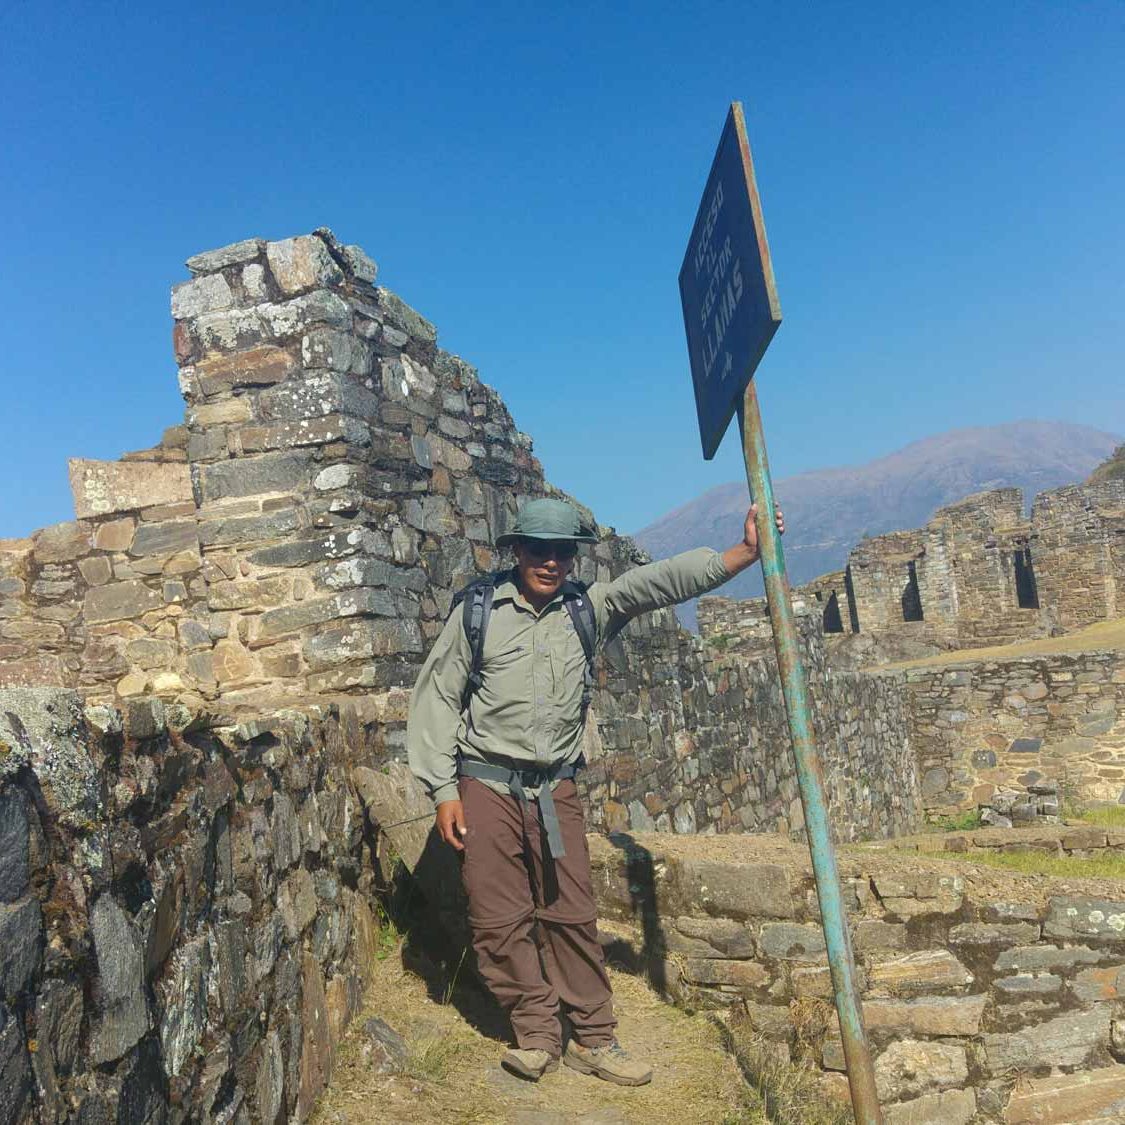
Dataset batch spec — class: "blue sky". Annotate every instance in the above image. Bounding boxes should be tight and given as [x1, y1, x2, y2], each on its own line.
[2, 1, 1123, 539]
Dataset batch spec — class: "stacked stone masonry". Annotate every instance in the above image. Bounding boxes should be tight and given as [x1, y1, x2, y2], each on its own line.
[700, 481, 1125, 660]
[0, 229, 919, 846]
[905, 650, 1125, 815]
[591, 831, 1125, 1124]
[0, 686, 392, 1123]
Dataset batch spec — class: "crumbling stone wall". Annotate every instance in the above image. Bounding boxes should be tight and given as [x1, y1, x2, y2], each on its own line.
[905, 649, 1125, 815]
[1032, 480, 1125, 632]
[733, 482, 1124, 668]
[1, 229, 920, 849]
[592, 831, 1125, 1124]
[0, 686, 394, 1122]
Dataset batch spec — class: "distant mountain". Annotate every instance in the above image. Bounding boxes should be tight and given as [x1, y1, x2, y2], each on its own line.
[634, 421, 1122, 628]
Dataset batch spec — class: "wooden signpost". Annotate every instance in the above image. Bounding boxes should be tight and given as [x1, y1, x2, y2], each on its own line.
[678, 103, 884, 1125]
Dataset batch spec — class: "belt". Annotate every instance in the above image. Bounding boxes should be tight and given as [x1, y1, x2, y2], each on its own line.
[457, 754, 585, 859]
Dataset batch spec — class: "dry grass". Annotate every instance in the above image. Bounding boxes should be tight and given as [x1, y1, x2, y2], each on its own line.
[722, 1010, 853, 1125]
[879, 615, 1125, 671]
[912, 844, 1125, 880]
[313, 938, 764, 1124]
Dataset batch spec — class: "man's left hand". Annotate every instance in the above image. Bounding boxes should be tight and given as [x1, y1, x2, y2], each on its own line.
[744, 503, 784, 555]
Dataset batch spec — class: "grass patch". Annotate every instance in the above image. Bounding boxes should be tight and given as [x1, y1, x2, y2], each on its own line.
[723, 1010, 853, 1125]
[917, 846, 1125, 879]
[930, 810, 983, 832]
[403, 1033, 473, 1083]
[1076, 805, 1125, 829]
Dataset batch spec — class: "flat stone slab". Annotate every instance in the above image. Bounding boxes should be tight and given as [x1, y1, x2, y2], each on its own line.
[1004, 1064, 1125, 1123]
[69, 459, 193, 519]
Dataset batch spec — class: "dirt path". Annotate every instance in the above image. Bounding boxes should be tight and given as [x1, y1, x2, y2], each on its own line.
[312, 942, 756, 1125]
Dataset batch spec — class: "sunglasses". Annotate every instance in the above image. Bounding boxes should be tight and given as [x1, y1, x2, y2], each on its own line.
[522, 540, 579, 562]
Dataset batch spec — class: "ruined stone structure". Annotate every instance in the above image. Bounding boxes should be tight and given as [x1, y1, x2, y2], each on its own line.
[905, 650, 1125, 816]
[0, 687, 386, 1122]
[592, 830, 1125, 1124]
[0, 231, 925, 1121]
[701, 480, 1125, 661]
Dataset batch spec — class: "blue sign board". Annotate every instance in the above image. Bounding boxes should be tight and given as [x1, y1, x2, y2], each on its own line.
[679, 103, 782, 459]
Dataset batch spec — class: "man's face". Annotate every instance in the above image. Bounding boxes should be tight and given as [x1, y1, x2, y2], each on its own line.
[513, 539, 577, 604]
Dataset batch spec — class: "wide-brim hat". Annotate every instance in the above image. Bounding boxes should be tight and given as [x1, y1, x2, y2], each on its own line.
[496, 498, 599, 548]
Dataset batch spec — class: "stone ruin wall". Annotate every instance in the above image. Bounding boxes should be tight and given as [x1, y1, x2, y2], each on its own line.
[707, 480, 1125, 664]
[0, 686, 389, 1122]
[591, 830, 1125, 1125]
[0, 230, 922, 1119]
[0, 228, 917, 847]
[905, 650, 1125, 816]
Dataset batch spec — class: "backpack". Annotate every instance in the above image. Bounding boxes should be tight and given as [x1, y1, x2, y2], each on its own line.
[449, 570, 598, 718]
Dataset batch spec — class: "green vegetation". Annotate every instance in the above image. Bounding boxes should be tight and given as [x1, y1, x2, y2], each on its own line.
[707, 632, 738, 652]
[931, 810, 983, 832]
[918, 845, 1125, 880]
[1087, 443, 1125, 484]
[1075, 805, 1125, 829]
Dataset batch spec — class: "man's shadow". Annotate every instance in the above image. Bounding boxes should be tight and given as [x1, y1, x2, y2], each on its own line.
[602, 833, 668, 995]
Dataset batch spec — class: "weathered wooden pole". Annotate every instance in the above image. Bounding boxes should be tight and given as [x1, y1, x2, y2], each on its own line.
[738, 380, 882, 1124]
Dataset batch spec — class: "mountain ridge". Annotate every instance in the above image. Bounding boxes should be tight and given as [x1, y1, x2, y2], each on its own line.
[633, 420, 1122, 627]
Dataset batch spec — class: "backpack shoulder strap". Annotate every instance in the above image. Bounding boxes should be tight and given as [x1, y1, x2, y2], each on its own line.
[452, 571, 505, 710]
[561, 578, 598, 718]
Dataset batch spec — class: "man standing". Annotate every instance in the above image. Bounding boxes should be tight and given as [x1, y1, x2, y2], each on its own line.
[407, 497, 782, 1084]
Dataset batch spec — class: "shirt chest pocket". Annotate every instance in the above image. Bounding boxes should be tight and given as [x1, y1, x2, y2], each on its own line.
[547, 619, 588, 698]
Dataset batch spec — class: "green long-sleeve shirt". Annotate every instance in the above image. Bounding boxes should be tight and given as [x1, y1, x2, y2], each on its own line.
[406, 547, 732, 804]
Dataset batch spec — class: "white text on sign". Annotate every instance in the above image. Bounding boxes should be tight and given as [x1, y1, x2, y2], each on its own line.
[692, 181, 745, 380]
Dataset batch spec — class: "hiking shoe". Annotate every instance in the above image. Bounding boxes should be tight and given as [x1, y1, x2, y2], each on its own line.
[563, 1039, 653, 1086]
[501, 1048, 559, 1080]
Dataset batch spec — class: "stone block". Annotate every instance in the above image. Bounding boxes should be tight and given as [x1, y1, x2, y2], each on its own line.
[376, 287, 437, 343]
[32, 521, 91, 563]
[84, 580, 164, 623]
[197, 508, 301, 547]
[297, 953, 332, 1119]
[171, 272, 234, 319]
[129, 519, 198, 557]
[158, 937, 210, 1077]
[884, 1089, 975, 1125]
[198, 450, 311, 502]
[995, 943, 1102, 974]
[983, 1005, 1111, 1074]
[874, 1039, 967, 1102]
[279, 868, 317, 940]
[1044, 895, 1125, 941]
[758, 923, 826, 961]
[673, 916, 755, 958]
[864, 995, 987, 1037]
[1003, 1065, 1125, 1124]
[867, 950, 973, 996]
[89, 895, 151, 1064]
[0, 897, 42, 995]
[674, 859, 795, 920]
[994, 973, 1062, 998]
[1061, 825, 1110, 851]
[949, 921, 1040, 946]
[1071, 965, 1125, 1003]
[0, 789, 30, 902]
[69, 460, 193, 519]
[191, 344, 298, 396]
[266, 235, 343, 296]
[679, 959, 768, 989]
[0, 1004, 31, 1125]
[853, 920, 907, 952]
[186, 238, 265, 275]
[340, 243, 377, 283]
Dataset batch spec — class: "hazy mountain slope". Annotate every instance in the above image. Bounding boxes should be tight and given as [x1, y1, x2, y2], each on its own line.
[634, 421, 1122, 627]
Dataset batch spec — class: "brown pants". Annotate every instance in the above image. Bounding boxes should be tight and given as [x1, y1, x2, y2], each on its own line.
[459, 775, 616, 1055]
